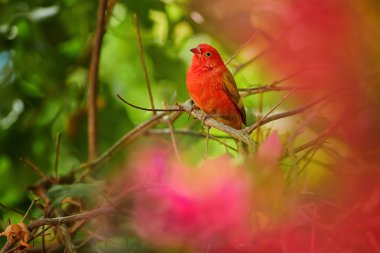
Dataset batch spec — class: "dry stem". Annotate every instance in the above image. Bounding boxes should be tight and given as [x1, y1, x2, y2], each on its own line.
[88, 0, 108, 160]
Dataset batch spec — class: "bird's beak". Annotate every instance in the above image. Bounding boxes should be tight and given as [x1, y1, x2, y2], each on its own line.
[190, 47, 201, 55]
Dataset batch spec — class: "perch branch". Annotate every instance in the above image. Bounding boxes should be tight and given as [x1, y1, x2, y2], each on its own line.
[117, 96, 253, 145]
[180, 101, 255, 146]
[88, 0, 108, 160]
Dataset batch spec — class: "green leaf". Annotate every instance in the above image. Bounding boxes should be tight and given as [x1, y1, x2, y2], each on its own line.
[47, 182, 104, 208]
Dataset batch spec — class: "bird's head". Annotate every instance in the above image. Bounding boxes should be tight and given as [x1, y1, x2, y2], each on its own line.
[190, 44, 225, 69]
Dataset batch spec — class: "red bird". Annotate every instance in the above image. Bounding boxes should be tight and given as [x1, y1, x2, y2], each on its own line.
[186, 44, 246, 129]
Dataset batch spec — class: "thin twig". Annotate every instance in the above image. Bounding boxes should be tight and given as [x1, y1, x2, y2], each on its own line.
[168, 122, 181, 163]
[285, 142, 322, 187]
[54, 132, 61, 181]
[0, 203, 25, 217]
[255, 84, 264, 143]
[133, 14, 156, 115]
[0, 208, 115, 253]
[246, 87, 297, 133]
[246, 93, 333, 134]
[239, 70, 308, 97]
[225, 31, 258, 65]
[28, 206, 115, 231]
[21, 199, 35, 223]
[233, 45, 273, 75]
[42, 225, 46, 253]
[283, 130, 331, 160]
[20, 159, 55, 184]
[88, 0, 108, 160]
[241, 85, 294, 97]
[205, 126, 210, 160]
[281, 106, 351, 160]
[80, 111, 170, 170]
[117, 94, 181, 112]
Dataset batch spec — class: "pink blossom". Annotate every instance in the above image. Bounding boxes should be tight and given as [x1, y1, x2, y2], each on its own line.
[130, 150, 253, 251]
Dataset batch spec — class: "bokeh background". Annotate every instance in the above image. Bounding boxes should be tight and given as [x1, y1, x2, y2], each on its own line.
[1, 0, 380, 252]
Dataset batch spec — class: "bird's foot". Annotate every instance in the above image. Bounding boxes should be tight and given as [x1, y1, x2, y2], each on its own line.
[200, 113, 221, 126]
[189, 103, 199, 113]
[175, 102, 185, 111]
[187, 103, 200, 120]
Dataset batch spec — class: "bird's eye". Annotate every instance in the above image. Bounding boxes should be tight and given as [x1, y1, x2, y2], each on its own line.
[205, 52, 212, 57]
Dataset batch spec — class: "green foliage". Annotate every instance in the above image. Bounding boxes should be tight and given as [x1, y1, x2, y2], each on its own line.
[0, 0, 200, 211]
[47, 182, 104, 208]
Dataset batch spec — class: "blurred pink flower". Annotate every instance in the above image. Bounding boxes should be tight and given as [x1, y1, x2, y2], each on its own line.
[256, 131, 282, 169]
[129, 149, 253, 252]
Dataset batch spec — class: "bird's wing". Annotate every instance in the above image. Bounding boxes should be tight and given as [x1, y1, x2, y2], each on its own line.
[221, 69, 247, 125]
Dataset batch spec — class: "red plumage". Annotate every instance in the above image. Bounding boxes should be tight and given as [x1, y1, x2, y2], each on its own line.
[186, 44, 246, 129]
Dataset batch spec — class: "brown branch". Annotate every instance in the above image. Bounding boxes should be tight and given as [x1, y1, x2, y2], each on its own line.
[232, 22, 306, 75]
[239, 70, 309, 97]
[117, 94, 181, 112]
[0, 204, 25, 217]
[205, 126, 210, 159]
[0, 207, 115, 253]
[133, 14, 156, 115]
[21, 199, 35, 223]
[259, 87, 296, 125]
[233, 45, 272, 75]
[88, 0, 108, 160]
[20, 159, 55, 184]
[281, 103, 352, 160]
[282, 130, 332, 160]
[225, 31, 259, 66]
[167, 121, 181, 163]
[54, 218, 76, 253]
[180, 101, 255, 147]
[246, 93, 332, 134]
[54, 132, 61, 181]
[28, 206, 115, 232]
[240, 85, 294, 96]
[79, 110, 171, 170]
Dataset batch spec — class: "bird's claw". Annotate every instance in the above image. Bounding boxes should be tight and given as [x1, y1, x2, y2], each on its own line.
[187, 103, 200, 120]
[200, 113, 215, 126]
[189, 103, 199, 114]
[175, 102, 185, 111]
